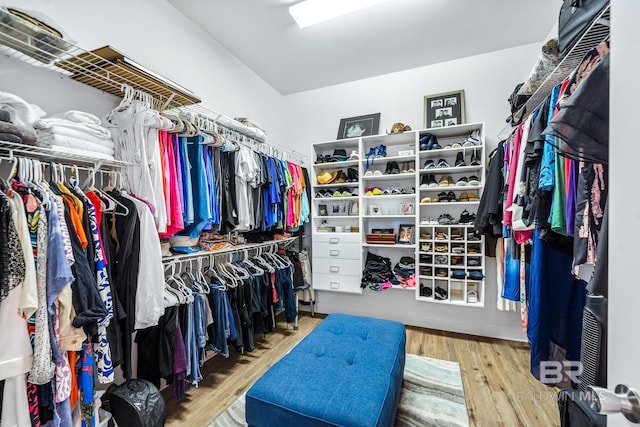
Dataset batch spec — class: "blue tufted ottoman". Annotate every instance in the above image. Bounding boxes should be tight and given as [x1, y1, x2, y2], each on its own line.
[245, 313, 406, 427]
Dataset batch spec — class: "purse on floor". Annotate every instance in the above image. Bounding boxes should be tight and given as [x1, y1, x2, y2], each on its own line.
[558, 0, 609, 54]
[101, 379, 166, 427]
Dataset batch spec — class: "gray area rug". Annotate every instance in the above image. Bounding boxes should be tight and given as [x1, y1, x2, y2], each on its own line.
[209, 353, 469, 427]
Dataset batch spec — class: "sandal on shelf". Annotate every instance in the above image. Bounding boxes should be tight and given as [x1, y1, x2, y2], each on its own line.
[421, 197, 434, 203]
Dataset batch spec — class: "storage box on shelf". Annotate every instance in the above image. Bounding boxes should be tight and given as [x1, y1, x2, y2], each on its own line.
[417, 123, 486, 306]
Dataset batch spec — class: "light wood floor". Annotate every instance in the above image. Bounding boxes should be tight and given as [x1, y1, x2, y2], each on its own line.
[163, 313, 559, 427]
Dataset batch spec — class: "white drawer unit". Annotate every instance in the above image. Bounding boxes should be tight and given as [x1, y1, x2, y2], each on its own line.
[312, 233, 362, 293]
[312, 273, 362, 294]
[314, 242, 361, 260]
[312, 257, 362, 276]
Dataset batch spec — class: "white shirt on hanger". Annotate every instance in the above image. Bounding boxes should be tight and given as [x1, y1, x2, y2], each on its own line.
[123, 193, 165, 330]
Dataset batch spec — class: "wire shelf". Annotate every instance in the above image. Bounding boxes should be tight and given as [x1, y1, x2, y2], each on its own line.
[499, 5, 610, 138]
[0, 139, 130, 168]
[0, 7, 200, 110]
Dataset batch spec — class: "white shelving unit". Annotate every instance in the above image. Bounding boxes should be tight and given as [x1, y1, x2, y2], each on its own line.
[310, 122, 486, 307]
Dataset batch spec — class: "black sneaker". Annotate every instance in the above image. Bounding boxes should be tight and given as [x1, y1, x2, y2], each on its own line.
[384, 161, 394, 175]
[446, 191, 456, 202]
[455, 152, 466, 167]
[347, 167, 359, 182]
[438, 191, 448, 202]
[470, 149, 481, 166]
[459, 209, 472, 224]
[468, 176, 480, 185]
[419, 174, 430, 189]
[428, 174, 438, 188]
[435, 286, 448, 300]
[391, 161, 401, 174]
[420, 286, 433, 297]
[456, 176, 469, 186]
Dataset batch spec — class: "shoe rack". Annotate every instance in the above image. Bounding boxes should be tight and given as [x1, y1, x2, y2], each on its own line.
[310, 122, 485, 306]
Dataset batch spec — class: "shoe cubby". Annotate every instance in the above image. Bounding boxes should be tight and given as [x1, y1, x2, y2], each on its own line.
[311, 123, 485, 306]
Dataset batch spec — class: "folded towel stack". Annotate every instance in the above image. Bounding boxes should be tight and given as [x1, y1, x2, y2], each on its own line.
[0, 107, 39, 145]
[34, 110, 116, 159]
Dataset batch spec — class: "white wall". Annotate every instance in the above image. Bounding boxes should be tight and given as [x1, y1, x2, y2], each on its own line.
[1, 0, 286, 143]
[285, 43, 544, 341]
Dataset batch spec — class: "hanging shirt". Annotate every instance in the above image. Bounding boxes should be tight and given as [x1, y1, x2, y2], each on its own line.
[123, 194, 165, 330]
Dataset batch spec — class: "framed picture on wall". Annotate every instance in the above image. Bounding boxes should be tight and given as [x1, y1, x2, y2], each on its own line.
[337, 113, 381, 139]
[424, 90, 465, 129]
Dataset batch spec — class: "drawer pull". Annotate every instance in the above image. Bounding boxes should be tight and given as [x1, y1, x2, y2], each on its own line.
[329, 238, 340, 244]
[329, 281, 340, 289]
[329, 250, 340, 256]
[329, 265, 340, 273]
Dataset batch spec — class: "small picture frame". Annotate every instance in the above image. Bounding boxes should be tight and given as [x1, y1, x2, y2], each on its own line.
[424, 90, 465, 129]
[398, 224, 415, 244]
[330, 201, 349, 216]
[337, 113, 381, 139]
[369, 204, 382, 216]
[318, 204, 328, 216]
[349, 200, 359, 216]
[400, 202, 414, 215]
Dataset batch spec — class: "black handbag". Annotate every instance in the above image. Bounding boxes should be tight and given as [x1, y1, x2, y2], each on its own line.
[101, 379, 166, 427]
[558, 0, 609, 54]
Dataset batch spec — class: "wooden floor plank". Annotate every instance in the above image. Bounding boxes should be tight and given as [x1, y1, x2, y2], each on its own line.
[163, 314, 559, 427]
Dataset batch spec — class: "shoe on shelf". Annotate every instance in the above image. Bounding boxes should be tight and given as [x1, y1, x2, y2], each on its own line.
[438, 176, 450, 187]
[443, 176, 455, 187]
[459, 209, 472, 223]
[451, 245, 465, 254]
[405, 161, 415, 173]
[373, 169, 383, 176]
[449, 140, 463, 149]
[455, 152, 466, 167]
[458, 192, 470, 202]
[470, 149, 481, 166]
[456, 176, 469, 186]
[400, 187, 415, 194]
[420, 231, 432, 239]
[420, 286, 433, 297]
[421, 197, 434, 203]
[392, 161, 401, 174]
[347, 167, 359, 182]
[423, 159, 436, 169]
[427, 174, 438, 188]
[468, 175, 480, 186]
[436, 158, 450, 168]
[399, 161, 410, 174]
[451, 255, 463, 265]
[437, 213, 452, 224]
[468, 270, 484, 280]
[419, 174, 430, 190]
[467, 193, 480, 202]
[384, 161, 393, 175]
[420, 217, 438, 225]
[419, 133, 433, 151]
[467, 287, 479, 303]
[431, 140, 442, 150]
[375, 145, 387, 157]
[420, 242, 432, 252]
[435, 255, 448, 265]
[348, 150, 359, 160]
[435, 286, 448, 300]
[446, 191, 456, 202]
[437, 191, 449, 202]
[467, 232, 481, 241]
[451, 270, 466, 280]
[467, 257, 481, 267]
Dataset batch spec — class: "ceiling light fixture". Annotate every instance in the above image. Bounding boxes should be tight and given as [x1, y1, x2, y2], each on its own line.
[289, 0, 386, 29]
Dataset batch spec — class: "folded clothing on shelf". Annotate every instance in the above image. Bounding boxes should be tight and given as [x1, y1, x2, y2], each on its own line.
[0, 117, 38, 145]
[36, 132, 115, 158]
[0, 91, 46, 128]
